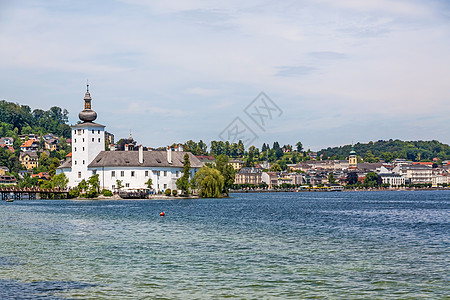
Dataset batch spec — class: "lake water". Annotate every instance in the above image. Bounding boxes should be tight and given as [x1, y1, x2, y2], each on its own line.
[0, 191, 449, 299]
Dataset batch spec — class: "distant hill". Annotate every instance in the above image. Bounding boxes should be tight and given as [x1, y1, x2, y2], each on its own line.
[318, 140, 450, 162]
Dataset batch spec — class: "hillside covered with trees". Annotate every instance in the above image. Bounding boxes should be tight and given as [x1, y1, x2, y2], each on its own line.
[318, 140, 450, 162]
[0, 100, 71, 138]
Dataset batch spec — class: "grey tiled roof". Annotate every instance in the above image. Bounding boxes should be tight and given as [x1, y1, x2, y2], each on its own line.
[71, 122, 105, 128]
[87, 151, 204, 168]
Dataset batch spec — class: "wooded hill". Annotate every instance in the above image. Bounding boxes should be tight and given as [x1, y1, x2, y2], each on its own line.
[0, 100, 71, 139]
[318, 140, 450, 162]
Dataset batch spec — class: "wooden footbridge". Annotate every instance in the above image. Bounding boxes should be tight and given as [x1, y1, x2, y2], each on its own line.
[0, 186, 69, 200]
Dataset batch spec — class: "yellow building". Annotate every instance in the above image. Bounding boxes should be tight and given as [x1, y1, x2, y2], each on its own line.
[349, 145, 357, 169]
[0, 166, 9, 176]
[229, 159, 244, 170]
[19, 151, 39, 170]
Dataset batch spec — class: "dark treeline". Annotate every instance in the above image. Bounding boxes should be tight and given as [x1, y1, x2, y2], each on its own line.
[318, 140, 450, 162]
[0, 100, 71, 138]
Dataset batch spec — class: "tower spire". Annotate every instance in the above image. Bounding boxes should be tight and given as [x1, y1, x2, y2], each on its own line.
[79, 83, 97, 122]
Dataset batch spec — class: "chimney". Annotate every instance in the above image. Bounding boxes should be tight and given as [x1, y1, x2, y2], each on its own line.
[178, 143, 184, 152]
[167, 146, 172, 164]
[139, 145, 144, 164]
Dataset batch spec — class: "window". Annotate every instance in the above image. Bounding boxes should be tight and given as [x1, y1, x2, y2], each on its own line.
[83, 130, 85, 134]
[98, 130, 100, 134]
[157, 171, 160, 176]
[77, 129, 82, 135]
[78, 172, 81, 178]
[92, 138, 94, 142]
[92, 170, 97, 175]
[74, 139, 76, 143]
[74, 130, 76, 134]
[92, 130, 94, 134]
[112, 171, 115, 177]
[83, 160, 85, 165]
[74, 147, 76, 152]
[74, 160, 77, 165]
[176, 171, 179, 177]
[145, 171, 148, 176]
[98, 138, 100, 142]
[131, 171, 135, 177]
[82, 147, 85, 151]
[125, 183, 130, 187]
[164, 171, 167, 176]
[164, 184, 167, 189]
[112, 185, 115, 189]
[121, 171, 124, 177]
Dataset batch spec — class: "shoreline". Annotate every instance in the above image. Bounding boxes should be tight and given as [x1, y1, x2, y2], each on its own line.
[230, 187, 450, 193]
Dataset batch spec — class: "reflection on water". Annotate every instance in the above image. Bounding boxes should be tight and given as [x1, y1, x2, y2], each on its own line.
[0, 191, 449, 299]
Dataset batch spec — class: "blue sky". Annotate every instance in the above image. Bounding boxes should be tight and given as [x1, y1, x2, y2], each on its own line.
[1, 0, 449, 151]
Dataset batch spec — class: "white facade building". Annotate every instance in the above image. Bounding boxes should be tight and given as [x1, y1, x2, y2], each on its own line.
[57, 86, 203, 192]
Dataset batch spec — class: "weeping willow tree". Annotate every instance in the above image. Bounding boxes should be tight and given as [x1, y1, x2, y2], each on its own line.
[192, 166, 224, 198]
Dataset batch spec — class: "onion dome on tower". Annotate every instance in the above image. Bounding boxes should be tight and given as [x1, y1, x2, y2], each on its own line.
[78, 84, 98, 122]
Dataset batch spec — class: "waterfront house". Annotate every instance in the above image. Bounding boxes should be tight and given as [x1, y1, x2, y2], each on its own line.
[234, 167, 262, 186]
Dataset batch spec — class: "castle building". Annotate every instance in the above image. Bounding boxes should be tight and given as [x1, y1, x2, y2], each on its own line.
[57, 86, 203, 191]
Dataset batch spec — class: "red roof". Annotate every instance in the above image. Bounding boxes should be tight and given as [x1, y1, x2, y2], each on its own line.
[66, 152, 72, 157]
[412, 162, 433, 165]
[20, 139, 36, 148]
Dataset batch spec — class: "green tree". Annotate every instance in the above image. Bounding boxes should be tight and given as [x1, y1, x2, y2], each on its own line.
[214, 154, 235, 195]
[296, 141, 303, 152]
[347, 172, 358, 185]
[192, 166, 224, 198]
[328, 173, 336, 184]
[145, 178, 153, 189]
[116, 179, 124, 191]
[364, 172, 381, 187]
[52, 173, 69, 189]
[176, 153, 191, 195]
[270, 163, 281, 172]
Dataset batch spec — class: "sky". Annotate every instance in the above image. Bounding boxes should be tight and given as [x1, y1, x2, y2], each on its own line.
[0, 0, 449, 151]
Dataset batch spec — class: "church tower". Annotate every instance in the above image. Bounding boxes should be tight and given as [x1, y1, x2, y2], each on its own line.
[348, 144, 357, 169]
[69, 84, 105, 187]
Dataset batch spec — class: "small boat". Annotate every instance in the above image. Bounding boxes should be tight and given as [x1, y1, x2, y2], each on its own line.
[6, 197, 13, 202]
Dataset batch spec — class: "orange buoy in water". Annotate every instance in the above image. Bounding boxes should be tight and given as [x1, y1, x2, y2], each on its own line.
[160, 211, 165, 217]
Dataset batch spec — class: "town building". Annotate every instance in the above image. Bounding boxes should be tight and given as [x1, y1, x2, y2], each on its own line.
[20, 139, 39, 151]
[401, 165, 433, 184]
[19, 151, 39, 170]
[379, 173, 405, 187]
[57, 86, 203, 192]
[234, 167, 262, 185]
[0, 137, 14, 146]
[262, 172, 278, 188]
[229, 159, 244, 170]
[44, 138, 59, 151]
[0, 166, 9, 176]
[0, 175, 17, 185]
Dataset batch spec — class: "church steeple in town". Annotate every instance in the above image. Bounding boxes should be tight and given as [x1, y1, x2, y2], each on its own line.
[349, 143, 357, 169]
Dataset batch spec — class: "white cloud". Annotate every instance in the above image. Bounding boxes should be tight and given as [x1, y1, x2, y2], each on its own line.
[0, 0, 449, 149]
